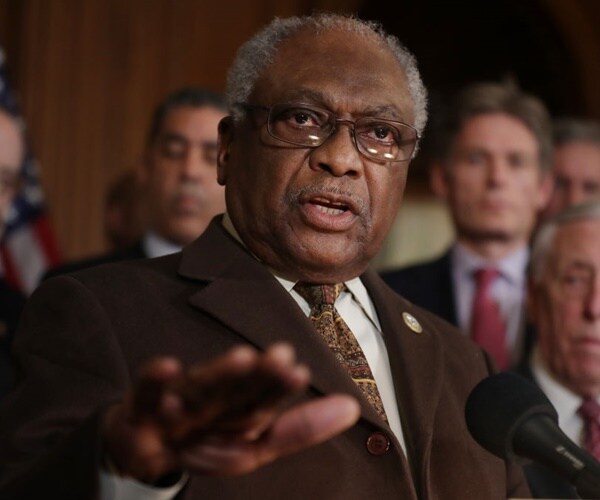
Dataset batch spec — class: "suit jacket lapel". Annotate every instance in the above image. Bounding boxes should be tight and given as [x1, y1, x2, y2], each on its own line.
[178, 220, 381, 426]
[363, 268, 444, 494]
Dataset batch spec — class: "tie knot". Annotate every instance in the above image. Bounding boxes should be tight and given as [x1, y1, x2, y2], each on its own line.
[474, 267, 501, 288]
[579, 398, 600, 421]
[294, 282, 344, 308]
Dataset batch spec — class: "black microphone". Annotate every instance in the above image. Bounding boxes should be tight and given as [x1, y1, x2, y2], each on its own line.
[465, 372, 600, 499]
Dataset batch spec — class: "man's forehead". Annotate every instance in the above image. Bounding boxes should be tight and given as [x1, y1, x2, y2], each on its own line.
[552, 219, 600, 261]
[158, 106, 224, 136]
[250, 28, 413, 121]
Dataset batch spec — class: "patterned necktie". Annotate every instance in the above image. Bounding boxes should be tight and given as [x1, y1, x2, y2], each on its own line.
[578, 398, 600, 460]
[470, 268, 509, 370]
[294, 282, 388, 422]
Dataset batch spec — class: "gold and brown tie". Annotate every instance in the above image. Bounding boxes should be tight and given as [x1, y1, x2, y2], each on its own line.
[294, 282, 388, 422]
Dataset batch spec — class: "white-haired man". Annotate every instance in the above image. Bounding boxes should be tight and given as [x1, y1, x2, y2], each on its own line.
[0, 14, 529, 500]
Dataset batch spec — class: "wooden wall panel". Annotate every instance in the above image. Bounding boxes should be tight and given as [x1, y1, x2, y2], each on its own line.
[9, 0, 340, 260]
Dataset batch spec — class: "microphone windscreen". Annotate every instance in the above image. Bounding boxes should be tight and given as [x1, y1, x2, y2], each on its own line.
[465, 372, 558, 460]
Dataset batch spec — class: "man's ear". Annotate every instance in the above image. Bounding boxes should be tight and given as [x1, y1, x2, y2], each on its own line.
[429, 161, 450, 200]
[217, 116, 234, 186]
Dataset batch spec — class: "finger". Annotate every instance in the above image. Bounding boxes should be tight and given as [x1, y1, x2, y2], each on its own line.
[171, 344, 308, 437]
[131, 357, 183, 419]
[179, 394, 360, 476]
[264, 394, 360, 457]
[260, 343, 310, 390]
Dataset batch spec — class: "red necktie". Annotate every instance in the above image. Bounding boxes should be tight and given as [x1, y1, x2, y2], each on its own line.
[470, 268, 509, 370]
[578, 398, 600, 460]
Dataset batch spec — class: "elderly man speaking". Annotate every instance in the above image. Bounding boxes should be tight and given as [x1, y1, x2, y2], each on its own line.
[0, 14, 529, 500]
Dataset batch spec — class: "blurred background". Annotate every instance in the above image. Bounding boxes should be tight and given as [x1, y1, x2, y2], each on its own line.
[0, 0, 599, 273]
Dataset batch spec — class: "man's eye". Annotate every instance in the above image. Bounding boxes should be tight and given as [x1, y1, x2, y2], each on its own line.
[465, 152, 486, 165]
[293, 112, 311, 125]
[507, 154, 532, 169]
[554, 177, 569, 192]
[372, 125, 394, 142]
[559, 273, 591, 295]
[583, 182, 600, 195]
[278, 108, 322, 128]
[358, 123, 396, 145]
[159, 139, 187, 159]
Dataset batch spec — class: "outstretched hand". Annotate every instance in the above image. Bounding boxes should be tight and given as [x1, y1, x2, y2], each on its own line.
[102, 343, 360, 483]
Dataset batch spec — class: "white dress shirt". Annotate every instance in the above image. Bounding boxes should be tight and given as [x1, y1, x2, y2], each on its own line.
[281, 275, 407, 450]
[530, 347, 596, 446]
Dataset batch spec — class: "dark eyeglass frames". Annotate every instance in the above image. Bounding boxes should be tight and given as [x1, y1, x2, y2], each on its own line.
[236, 102, 419, 163]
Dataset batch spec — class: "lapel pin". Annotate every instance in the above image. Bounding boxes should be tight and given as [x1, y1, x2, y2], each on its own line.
[402, 312, 423, 334]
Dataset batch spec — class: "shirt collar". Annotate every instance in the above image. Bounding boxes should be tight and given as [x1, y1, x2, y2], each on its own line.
[221, 214, 375, 324]
[530, 347, 583, 423]
[276, 275, 378, 326]
[452, 242, 529, 286]
[142, 231, 182, 258]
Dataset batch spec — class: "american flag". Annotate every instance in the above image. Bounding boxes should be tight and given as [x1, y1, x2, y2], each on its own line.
[0, 47, 61, 294]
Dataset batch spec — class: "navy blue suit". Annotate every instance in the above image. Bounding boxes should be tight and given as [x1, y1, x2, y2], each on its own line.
[0, 279, 25, 399]
[381, 251, 458, 326]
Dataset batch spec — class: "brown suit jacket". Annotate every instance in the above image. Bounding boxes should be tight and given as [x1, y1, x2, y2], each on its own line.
[0, 219, 529, 499]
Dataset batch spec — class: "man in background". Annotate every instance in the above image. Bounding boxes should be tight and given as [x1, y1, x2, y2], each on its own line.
[0, 108, 25, 397]
[45, 87, 226, 276]
[542, 118, 600, 219]
[383, 82, 553, 370]
[522, 200, 600, 498]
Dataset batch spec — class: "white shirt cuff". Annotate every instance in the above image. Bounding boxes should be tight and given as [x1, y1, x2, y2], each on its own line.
[100, 469, 188, 500]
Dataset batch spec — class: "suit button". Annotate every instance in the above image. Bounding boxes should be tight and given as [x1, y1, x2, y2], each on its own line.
[366, 431, 390, 455]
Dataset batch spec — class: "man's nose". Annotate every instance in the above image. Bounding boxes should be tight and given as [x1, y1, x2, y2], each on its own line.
[180, 146, 211, 180]
[486, 159, 510, 186]
[584, 279, 600, 320]
[308, 122, 363, 177]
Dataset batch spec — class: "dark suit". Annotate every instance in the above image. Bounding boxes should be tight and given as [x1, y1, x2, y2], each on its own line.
[516, 363, 579, 499]
[0, 279, 25, 398]
[381, 251, 457, 326]
[43, 240, 147, 279]
[0, 220, 529, 499]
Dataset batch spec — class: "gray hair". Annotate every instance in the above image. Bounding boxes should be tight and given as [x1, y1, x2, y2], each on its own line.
[530, 200, 600, 283]
[435, 81, 553, 172]
[225, 13, 428, 135]
[553, 118, 600, 148]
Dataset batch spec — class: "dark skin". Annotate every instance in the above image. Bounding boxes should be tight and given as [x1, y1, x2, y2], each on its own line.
[103, 344, 359, 482]
[218, 29, 413, 284]
[102, 25, 414, 483]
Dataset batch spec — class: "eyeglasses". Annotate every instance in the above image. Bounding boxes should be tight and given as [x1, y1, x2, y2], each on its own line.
[237, 102, 420, 163]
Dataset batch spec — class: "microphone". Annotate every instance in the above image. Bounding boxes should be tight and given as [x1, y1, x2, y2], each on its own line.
[465, 372, 600, 499]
